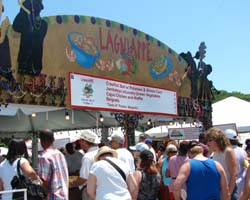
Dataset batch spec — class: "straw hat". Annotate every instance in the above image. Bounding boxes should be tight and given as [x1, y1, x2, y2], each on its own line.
[94, 146, 117, 161]
[79, 129, 100, 144]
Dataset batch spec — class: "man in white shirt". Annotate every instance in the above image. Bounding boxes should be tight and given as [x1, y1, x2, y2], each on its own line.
[69, 130, 100, 200]
[225, 129, 248, 195]
[109, 132, 135, 172]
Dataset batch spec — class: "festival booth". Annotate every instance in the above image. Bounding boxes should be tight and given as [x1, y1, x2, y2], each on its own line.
[0, 0, 215, 164]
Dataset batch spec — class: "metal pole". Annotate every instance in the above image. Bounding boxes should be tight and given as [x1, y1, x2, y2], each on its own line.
[29, 115, 38, 172]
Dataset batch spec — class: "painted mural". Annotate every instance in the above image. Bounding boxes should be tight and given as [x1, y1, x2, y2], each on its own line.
[0, 0, 215, 128]
[0, 4, 189, 104]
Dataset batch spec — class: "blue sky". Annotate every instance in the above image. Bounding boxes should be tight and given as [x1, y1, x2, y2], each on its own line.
[2, 0, 250, 94]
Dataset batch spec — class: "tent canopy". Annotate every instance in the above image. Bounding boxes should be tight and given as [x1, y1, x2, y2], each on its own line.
[0, 103, 174, 136]
[0, 104, 119, 135]
[110, 127, 143, 137]
[212, 96, 250, 132]
[145, 125, 168, 138]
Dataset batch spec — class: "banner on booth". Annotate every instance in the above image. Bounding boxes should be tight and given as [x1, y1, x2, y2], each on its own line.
[69, 72, 177, 115]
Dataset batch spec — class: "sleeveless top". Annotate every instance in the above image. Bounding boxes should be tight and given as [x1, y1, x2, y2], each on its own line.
[186, 159, 221, 200]
[137, 170, 161, 200]
[161, 157, 171, 186]
[213, 148, 230, 181]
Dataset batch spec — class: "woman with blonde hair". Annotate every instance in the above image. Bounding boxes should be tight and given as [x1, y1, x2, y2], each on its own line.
[206, 127, 238, 200]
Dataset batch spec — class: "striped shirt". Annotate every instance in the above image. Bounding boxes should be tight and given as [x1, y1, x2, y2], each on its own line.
[38, 146, 69, 200]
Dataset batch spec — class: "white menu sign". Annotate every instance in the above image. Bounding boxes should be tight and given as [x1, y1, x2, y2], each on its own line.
[169, 127, 201, 140]
[69, 73, 177, 115]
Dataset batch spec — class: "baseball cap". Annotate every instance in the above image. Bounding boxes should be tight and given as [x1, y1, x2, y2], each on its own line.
[144, 138, 153, 145]
[108, 133, 124, 144]
[129, 142, 149, 152]
[224, 129, 238, 140]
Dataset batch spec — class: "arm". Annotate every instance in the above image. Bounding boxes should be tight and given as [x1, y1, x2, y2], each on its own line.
[225, 148, 238, 194]
[214, 161, 230, 200]
[21, 161, 41, 181]
[86, 173, 96, 200]
[173, 162, 190, 200]
[238, 165, 250, 200]
[156, 156, 163, 171]
[130, 171, 141, 200]
[70, 177, 86, 188]
[127, 173, 138, 200]
[165, 168, 170, 177]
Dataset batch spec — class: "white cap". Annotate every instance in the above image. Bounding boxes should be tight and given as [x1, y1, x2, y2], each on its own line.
[225, 129, 238, 140]
[129, 142, 149, 152]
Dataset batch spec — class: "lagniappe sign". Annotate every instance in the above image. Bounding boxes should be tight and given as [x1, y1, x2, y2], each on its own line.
[2, 11, 190, 107]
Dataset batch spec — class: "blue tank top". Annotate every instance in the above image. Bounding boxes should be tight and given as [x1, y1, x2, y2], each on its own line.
[186, 159, 221, 200]
[161, 156, 171, 186]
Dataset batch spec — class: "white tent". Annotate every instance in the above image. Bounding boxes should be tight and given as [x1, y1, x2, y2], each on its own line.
[0, 147, 8, 155]
[0, 104, 119, 135]
[145, 125, 168, 138]
[0, 104, 118, 168]
[212, 96, 250, 132]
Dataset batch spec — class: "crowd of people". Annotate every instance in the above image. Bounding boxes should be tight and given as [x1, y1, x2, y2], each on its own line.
[0, 127, 249, 200]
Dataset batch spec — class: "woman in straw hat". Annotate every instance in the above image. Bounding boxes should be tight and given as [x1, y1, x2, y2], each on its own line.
[87, 146, 137, 200]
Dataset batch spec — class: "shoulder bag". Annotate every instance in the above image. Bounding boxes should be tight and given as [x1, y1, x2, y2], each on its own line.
[104, 158, 126, 182]
[11, 158, 47, 200]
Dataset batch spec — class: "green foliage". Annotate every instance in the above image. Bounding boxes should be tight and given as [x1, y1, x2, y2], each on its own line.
[0, 138, 11, 147]
[213, 90, 250, 103]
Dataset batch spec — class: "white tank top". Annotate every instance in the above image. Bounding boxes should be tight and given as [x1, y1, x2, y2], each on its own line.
[213, 147, 230, 181]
